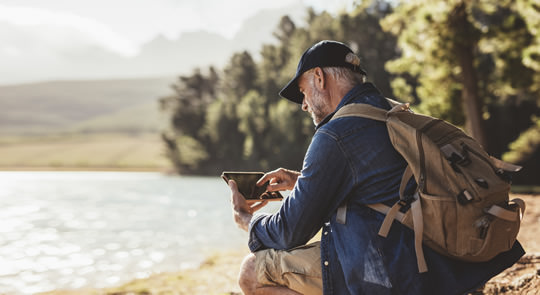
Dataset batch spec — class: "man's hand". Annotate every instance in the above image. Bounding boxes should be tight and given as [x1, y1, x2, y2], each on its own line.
[256, 168, 301, 192]
[229, 180, 268, 231]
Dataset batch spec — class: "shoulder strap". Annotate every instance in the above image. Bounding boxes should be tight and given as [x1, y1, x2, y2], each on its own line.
[332, 97, 428, 272]
[333, 103, 387, 121]
[331, 97, 410, 122]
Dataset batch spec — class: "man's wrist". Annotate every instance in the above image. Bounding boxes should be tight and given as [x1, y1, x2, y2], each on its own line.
[234, 210, 252, 231]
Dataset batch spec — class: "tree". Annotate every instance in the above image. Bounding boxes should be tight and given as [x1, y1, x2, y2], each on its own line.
[499, 0, 540, 167]
[159, 67, 218, 173]
[159, 2, 404, 175]
[382, 0, 482, 144]
[258, 16, 297, 102]
[221, 51, 258, 100]
[160, 1, 538, 184]
[382, 0, 539, 154]
[341, 0, 399, 97]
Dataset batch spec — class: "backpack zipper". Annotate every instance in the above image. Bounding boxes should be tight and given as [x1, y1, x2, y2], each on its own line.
[419, 118, 498, 177]
[416, 130, 427, 192]
[420, 119, 469, 147]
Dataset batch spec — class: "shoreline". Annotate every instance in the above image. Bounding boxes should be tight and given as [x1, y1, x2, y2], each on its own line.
[38, 249, 248, 295]
[32, 194, 540, 295]
[0, 166, 169, 172]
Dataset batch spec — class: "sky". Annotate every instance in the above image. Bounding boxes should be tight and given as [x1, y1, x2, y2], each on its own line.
[0, 0, 358, 84]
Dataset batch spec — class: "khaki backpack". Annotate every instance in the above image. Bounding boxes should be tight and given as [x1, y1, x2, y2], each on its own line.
[332, 99, 525, 273]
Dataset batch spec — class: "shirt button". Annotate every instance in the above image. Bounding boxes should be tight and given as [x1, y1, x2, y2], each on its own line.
[324, 261, 329, 266]
[324, 231, 328, 235]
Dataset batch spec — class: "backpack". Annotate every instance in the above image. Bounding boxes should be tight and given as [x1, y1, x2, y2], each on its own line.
[331, 98, 525, 273]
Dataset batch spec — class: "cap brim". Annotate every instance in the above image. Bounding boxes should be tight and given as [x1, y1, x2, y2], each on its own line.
[279, 75, 303, 104]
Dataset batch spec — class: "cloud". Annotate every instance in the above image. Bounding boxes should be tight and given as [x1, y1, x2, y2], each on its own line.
[0, 4, 137, 57]
[0, 0, 354, 85]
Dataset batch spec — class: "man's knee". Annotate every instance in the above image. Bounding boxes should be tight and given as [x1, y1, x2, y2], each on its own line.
[238, 253, 258, 294]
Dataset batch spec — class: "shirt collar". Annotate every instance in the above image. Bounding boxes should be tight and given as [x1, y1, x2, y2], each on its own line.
[315, 82, 381, 130]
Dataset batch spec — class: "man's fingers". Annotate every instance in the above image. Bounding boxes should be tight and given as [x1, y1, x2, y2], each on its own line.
[250, 200, 268, 212]
[228, 179, 238, 190]
[257, 168, 284, 186]
[266, 182, 285, 192]
[256, 174, 271, 186]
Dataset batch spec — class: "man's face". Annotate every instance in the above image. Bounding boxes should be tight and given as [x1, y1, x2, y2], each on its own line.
[298, 70, 332, 125]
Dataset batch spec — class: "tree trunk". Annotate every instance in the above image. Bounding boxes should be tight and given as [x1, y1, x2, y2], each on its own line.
[458, 43, 487, 148]
[450, 2, 488, 149]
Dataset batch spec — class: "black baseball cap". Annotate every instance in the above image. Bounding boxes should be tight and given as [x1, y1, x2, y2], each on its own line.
[279, 40, 367, 104]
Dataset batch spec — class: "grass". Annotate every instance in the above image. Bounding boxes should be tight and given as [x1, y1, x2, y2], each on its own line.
[0, 132, 172, 171]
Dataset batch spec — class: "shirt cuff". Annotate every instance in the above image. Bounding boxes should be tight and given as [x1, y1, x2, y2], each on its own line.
[247, 213, 269, 252]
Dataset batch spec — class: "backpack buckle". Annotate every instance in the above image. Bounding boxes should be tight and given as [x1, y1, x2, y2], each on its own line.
[496, 169, 513, 182]
[441, 144, 471, 167]
[398, 193, 415, 209]
[457, 190, 474, 205]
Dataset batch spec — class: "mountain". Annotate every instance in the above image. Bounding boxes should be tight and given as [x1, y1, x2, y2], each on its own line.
[0, 4, 307, 86]
[0, 77, 175, 135]
[0, 4, 309, 136]
[132, 31, 233, 77]
[230, 3, 306, 53]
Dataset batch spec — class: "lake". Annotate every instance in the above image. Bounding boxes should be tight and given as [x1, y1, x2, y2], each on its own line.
[0, 171, 281, 294]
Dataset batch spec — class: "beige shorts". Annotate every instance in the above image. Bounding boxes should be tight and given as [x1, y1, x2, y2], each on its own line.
[254, 241, 323, 295]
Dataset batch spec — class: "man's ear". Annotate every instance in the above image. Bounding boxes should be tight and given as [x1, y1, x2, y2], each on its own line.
[312, 67, 326, 90]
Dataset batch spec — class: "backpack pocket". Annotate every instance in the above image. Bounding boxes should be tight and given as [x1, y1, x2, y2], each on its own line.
[466, 200, 523, 262]
[413, 192, 459, 256]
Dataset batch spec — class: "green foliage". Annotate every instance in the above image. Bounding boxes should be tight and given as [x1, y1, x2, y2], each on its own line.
[174, 135, 209, 170]
[238, 91, 267, 160]
[160, 3, 401, 174]
[503, 116, 540, 163]
[160, 0, 540, 183]
[160, 67, 219, 140]
[382, 0, 540, 163]
[382, 0, 475, 130]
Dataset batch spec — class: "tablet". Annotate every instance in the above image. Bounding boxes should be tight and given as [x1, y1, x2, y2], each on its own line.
[221, 171, 283, 201]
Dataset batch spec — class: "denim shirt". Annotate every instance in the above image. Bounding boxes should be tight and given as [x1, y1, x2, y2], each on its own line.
[248, 83, 524, 295]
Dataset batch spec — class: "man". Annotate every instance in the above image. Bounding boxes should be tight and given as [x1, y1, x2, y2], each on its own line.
[227, 40, 524, 294]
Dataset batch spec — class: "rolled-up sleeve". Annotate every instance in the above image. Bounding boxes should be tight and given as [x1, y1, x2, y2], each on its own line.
[248, 213, 269, 251]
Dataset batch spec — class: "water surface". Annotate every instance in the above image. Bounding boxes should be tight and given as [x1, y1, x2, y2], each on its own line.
[0, 171, 274, 294]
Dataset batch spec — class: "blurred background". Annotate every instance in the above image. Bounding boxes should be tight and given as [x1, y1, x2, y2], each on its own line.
[0, 0, 538, 183]
[0, 0, 539, 294]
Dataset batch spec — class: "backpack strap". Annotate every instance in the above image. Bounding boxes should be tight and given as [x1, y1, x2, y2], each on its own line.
[333, 98, 428, 272]
[399, 165, 414, 199]
[367, 203, 407, 222]
[375, 165, 414, 237]
[332, 98, 410, 122]
[372, 201, 403, 237]
[332, 103, 387, 122]
[371, 165, 429, 273]
[366, 192, 428, 273]
[334, 99, 403, 225]
[490, 156, 522, 172]
[486, 198, 526, 221]
[410, 192, 428, 273]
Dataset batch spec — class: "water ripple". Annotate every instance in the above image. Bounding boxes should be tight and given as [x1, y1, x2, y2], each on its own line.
[0, 172, 254, 294]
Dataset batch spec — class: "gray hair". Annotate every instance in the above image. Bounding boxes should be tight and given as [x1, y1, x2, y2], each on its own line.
[323, 67, 366, 88]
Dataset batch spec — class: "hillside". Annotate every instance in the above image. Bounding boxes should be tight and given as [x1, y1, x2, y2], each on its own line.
[0, 77, 175, 135]
[0, 132, 171, 171]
